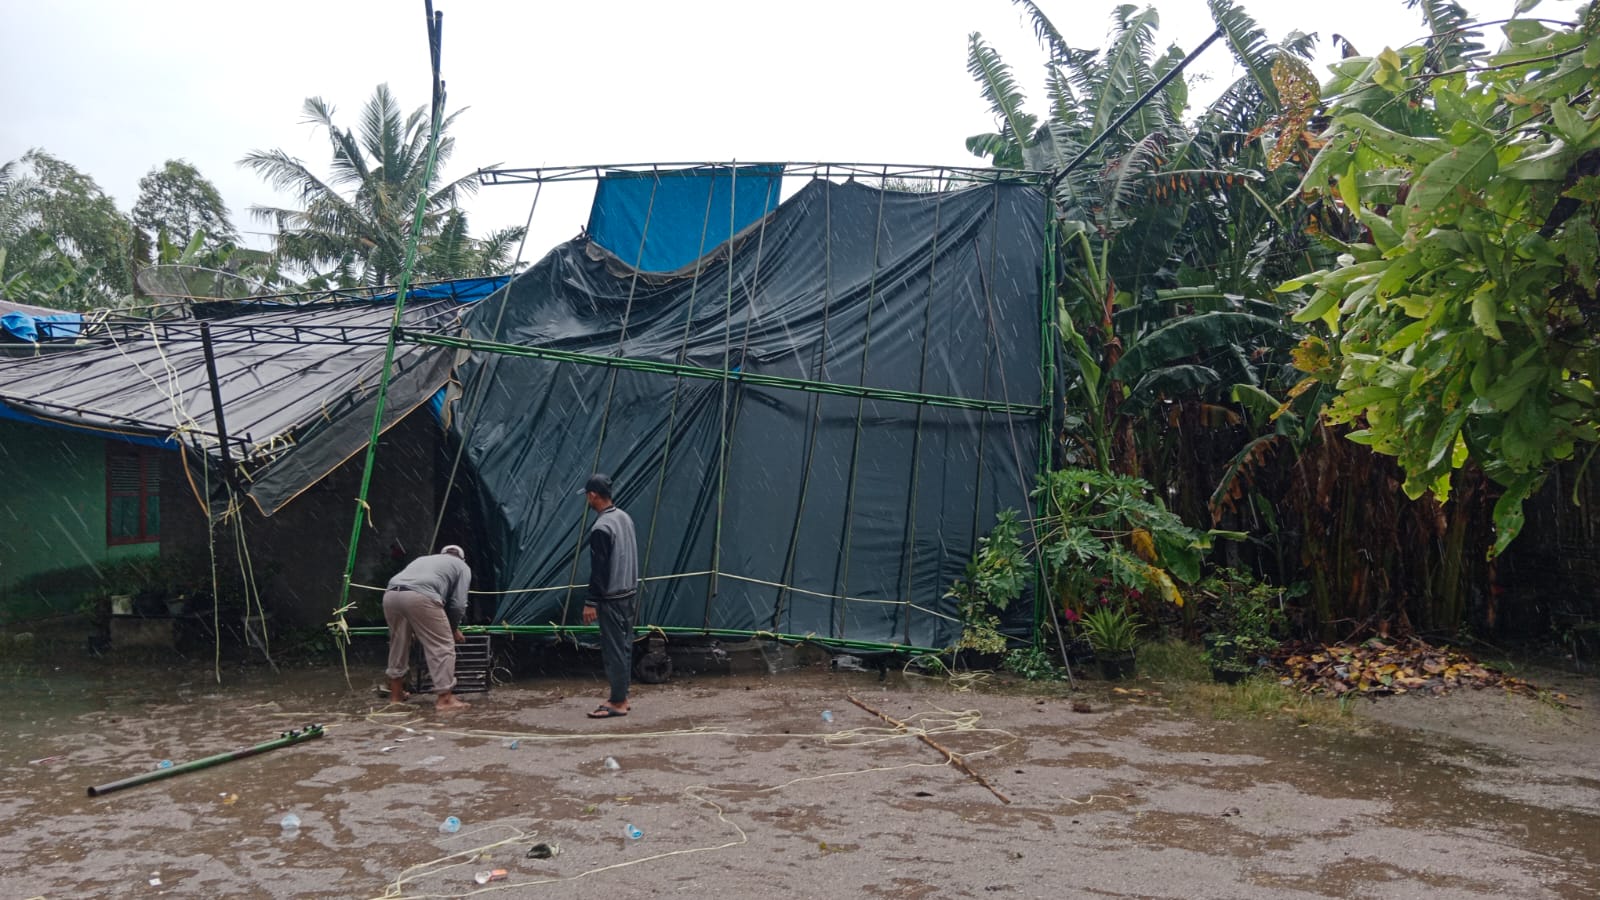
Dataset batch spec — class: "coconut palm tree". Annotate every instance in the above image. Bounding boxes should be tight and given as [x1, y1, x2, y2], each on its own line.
[241, 84, 518, 287]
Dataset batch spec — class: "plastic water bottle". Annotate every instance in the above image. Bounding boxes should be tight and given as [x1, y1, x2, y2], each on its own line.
[603, 756, 621, 771]
[279, 813, 301, 831]
[156, 759, 174, 769]
[821, 710, 834, 723]
[624, 823, 643, 840]
[439, 815, 461, 834]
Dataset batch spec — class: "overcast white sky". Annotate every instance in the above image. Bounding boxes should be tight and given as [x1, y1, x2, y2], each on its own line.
[1, 0, 1581, 263]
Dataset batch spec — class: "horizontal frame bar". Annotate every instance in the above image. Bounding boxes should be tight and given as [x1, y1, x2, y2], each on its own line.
[403, 330, 1045, 417]
[344, 623, 944, 655]
[478, 161, 1049, 187]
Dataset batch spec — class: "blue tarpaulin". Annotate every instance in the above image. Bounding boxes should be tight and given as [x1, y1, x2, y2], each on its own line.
[370, 275, 511, 304]
[1, 312, 83, 343]
[587, 165, 783, 272]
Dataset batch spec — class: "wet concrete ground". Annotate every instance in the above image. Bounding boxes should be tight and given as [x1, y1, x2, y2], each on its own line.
[0, 653, 1596, 899]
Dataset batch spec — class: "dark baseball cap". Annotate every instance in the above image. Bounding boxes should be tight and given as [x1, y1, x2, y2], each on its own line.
[580, 473, 613, 498]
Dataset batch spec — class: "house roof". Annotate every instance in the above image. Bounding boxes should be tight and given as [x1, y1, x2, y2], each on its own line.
[0, 299, 75, 318]
[0, 276, 508, 515]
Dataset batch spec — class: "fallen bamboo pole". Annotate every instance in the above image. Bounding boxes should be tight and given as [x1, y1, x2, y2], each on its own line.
[845, 694, 1010, 804]
[87, 725, 324, 797]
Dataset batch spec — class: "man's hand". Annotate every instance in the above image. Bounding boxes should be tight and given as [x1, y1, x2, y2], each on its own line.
[582, 604, 597, 625]
[453, 629, 466, 644]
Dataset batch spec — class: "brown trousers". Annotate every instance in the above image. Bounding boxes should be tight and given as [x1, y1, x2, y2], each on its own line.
[383, 589, 456, 694]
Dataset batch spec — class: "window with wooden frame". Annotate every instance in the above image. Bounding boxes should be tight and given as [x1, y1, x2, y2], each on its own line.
[107, 443, 161, 545]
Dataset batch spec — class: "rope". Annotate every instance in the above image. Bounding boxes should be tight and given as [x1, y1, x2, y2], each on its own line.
[976, 187, 1074, 688]
[898, 185, 947, 646]
[561, 169, 665, 620]
[704, 167, 786, 627]
[332, 5, 451, 648]
[345, 569, 960, 624]
[423, 183, 543, 621]
[639, 167, 725, 623]
[772, 170, 839, 632]
[706, 164, 744, 619]
[833, 168, 892, 640]
[310, 697, 1015, 897]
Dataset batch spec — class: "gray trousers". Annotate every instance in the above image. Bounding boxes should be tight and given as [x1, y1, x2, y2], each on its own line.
[383, 589, 456, 694]
[595, 594, 636, 704]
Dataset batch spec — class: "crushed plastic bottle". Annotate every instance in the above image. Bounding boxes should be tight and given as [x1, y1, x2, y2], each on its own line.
[279, 813, 301, 831]
[820, 710, 834, 723]
[624, 824, 643, 840]
[439, 815, 461, 834]
[603, 756, 621, 771]
[156, 759, 174, 769]
[503, 739, 520, 750]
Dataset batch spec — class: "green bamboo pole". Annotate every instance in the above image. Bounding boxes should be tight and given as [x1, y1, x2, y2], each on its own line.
[87, 725, 325, 797]
[1034, 205, 1058, 643]
[342, 623, 942, 655]
[400, 331, 1042, 416]
[333, 5, 449, 631]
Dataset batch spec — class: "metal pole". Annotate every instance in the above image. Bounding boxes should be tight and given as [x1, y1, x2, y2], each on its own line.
[1046, 27, 1225, 192]
[198, 321, 237, 489]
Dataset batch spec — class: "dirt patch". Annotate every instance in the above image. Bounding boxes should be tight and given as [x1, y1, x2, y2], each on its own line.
[0, 657, 1596, 898]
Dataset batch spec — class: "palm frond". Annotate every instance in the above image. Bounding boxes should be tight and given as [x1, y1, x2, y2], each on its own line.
[1009, 0, 1073, 62]
[303, 97, 371, 189]
[1098, 131, 1166, 230]
[1406, 0, 1483, 71]
[1208, 0, 1276, 102]
[239, 150, 350, 209]
[473, 225, 528, 275]
[1090, 5, 1162, 137]
[967, 33, 1038, 170]
[1044, 63, 1084, 132]
[361, 84, 407, 179]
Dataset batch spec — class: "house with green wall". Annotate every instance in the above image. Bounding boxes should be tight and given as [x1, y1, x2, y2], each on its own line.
[0, 419, 162, 623]
[0, 282, 500, 630]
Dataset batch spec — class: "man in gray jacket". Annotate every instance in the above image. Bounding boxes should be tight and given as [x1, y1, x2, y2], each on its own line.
[579, 474, 638, 718]
[384, 544, 471, 712]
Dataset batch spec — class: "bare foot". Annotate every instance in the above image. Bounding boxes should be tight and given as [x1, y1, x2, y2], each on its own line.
[435, 693, 471, 713]
[387, 678, 410, 703]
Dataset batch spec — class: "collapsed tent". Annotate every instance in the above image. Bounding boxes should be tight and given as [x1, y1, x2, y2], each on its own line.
[0, 279, 504, 515]
[449, 177, 1050, 648]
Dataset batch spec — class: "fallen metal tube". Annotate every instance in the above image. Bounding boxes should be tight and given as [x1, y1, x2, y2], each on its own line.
[86, 724, 325, 797]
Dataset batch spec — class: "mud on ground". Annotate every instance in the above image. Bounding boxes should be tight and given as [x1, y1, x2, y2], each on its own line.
[0, 651, 1596, 899]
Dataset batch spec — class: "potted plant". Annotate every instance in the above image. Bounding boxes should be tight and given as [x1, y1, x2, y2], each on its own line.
[946, 511, 1029, 668]
[1079, 601, 1141, 679]
[1198, 568, 1287, 683]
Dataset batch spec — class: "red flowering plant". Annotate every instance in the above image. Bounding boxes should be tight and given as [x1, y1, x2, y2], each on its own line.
[1030, 468, 1243, 655]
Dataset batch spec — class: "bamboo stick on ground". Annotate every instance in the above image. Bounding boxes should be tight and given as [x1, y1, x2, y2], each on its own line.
[845, 694, 1010, 804]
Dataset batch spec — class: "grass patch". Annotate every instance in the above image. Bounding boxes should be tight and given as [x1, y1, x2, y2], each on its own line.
[1127, 640, 1353, 726]
[1135, 639, 1210, 683]
[1181, 676, 1353, 727]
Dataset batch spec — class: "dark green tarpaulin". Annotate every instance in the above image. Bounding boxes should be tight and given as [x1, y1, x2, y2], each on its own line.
[451, 178, 1047, 647]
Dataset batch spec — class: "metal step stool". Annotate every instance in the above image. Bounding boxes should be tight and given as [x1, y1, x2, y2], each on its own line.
[410, 633, 492, 694]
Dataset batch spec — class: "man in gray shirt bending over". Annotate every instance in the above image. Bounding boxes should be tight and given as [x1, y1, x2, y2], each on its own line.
[384, 545, 471, 712]
[579, 474, 638, 718]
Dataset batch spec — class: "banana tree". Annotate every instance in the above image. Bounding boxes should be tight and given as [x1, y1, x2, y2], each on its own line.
[966, 0, 1320, 478]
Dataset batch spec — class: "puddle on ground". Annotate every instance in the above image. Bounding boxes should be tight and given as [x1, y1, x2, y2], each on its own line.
[0, 654, 1594, 898]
